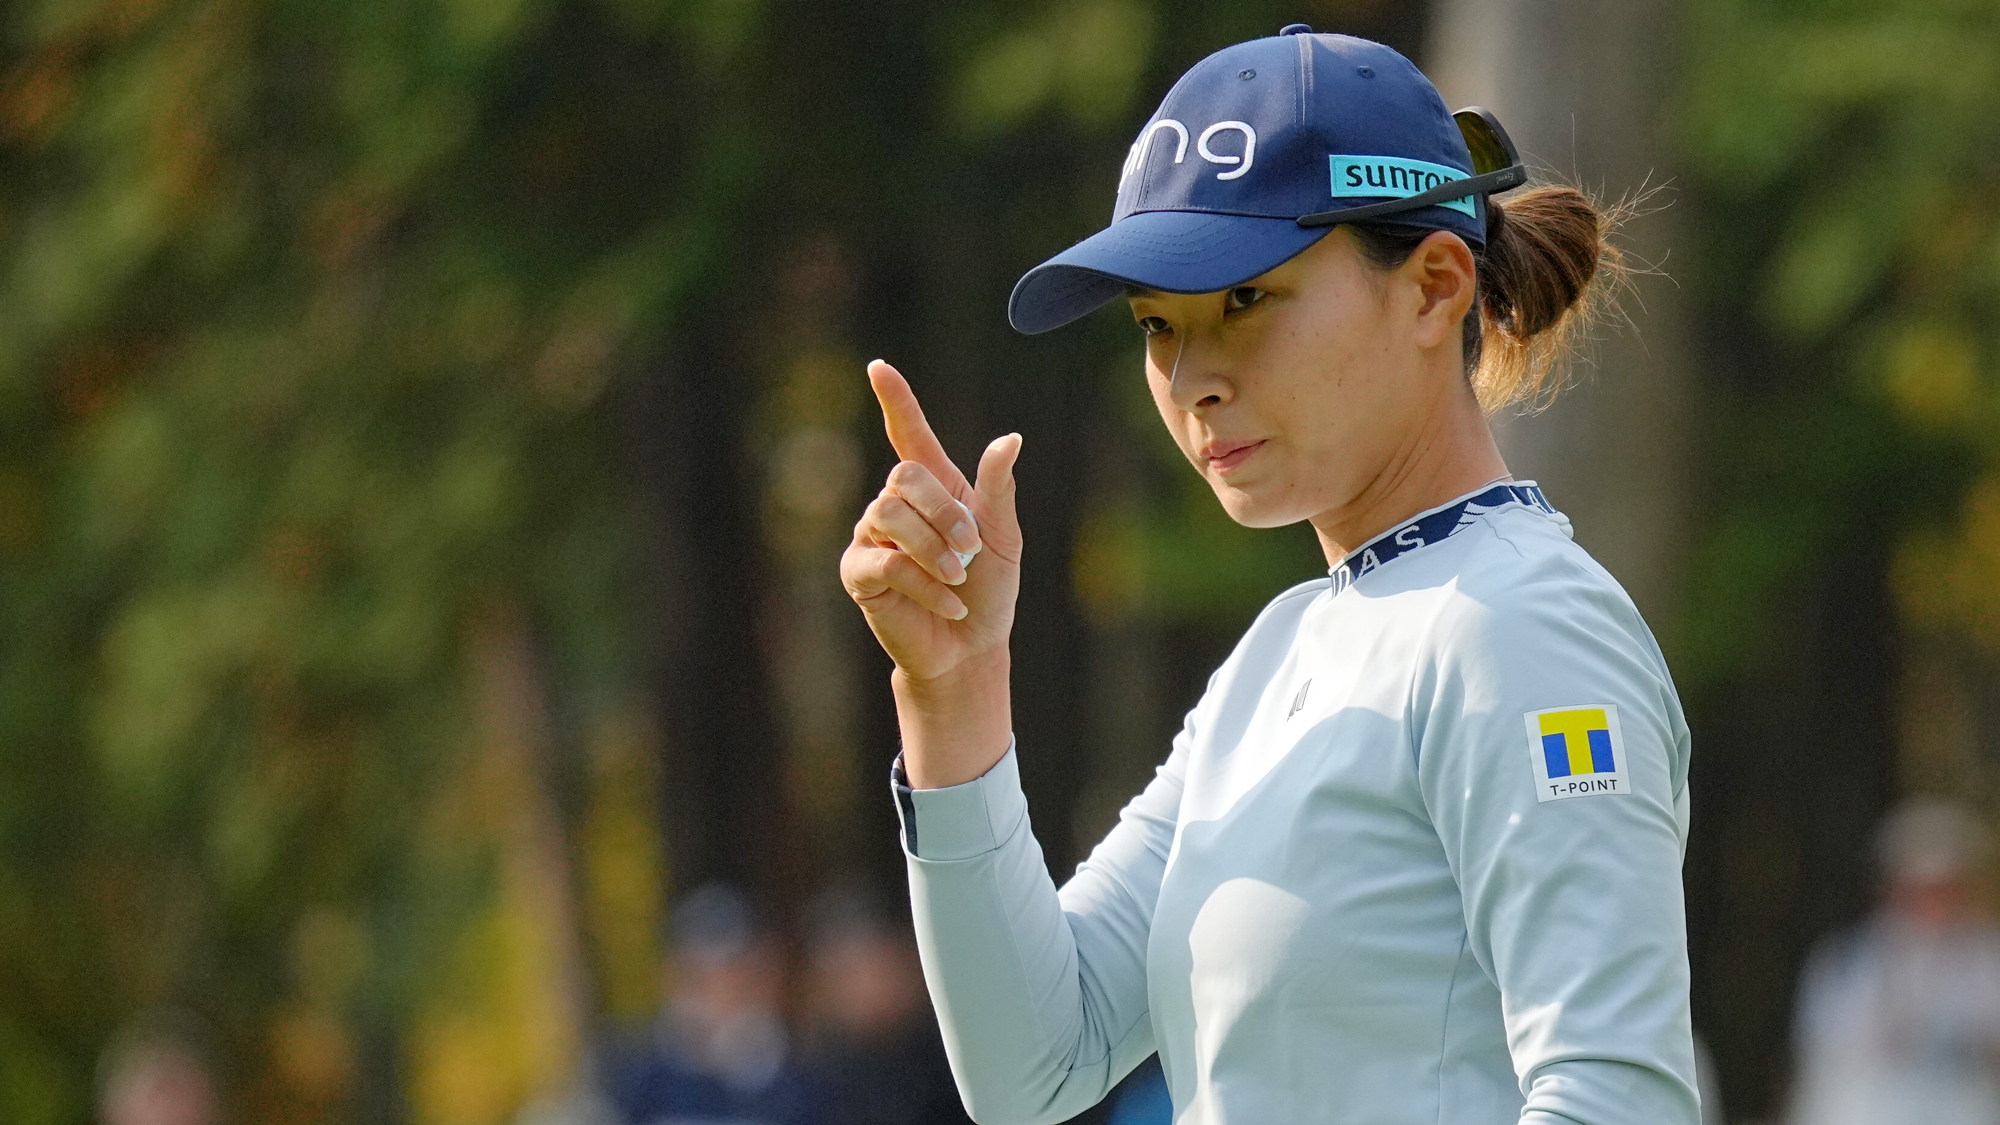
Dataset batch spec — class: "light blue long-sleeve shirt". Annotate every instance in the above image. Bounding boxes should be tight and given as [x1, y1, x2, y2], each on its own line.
[893, 483, 1699, 1125]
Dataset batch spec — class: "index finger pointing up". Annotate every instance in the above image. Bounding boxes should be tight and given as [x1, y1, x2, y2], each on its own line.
[868, 360, 970, 497]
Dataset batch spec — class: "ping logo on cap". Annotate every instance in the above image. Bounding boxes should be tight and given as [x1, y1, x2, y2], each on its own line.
[1120, 119, 1259, 187]
[1524, 705, 1628, 802]
[1329, 155, 1476, 217]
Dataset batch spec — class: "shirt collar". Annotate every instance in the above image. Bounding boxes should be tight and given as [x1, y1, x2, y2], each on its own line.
[1327, 480, 1559, 595]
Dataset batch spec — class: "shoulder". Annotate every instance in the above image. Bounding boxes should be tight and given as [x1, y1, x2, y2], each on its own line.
[1431, 509, 1662, 676]
[1412, 509, 1682, 762]
[1407, 510, 1691, 821]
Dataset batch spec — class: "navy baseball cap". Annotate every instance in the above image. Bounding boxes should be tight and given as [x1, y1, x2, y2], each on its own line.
[1008, 25, 1527, 334]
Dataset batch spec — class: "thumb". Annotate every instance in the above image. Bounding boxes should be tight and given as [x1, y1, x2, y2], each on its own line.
[971, 432, 1023, 555]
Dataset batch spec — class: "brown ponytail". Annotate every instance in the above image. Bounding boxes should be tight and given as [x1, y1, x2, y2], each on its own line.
[1351, 183, 1631, 413]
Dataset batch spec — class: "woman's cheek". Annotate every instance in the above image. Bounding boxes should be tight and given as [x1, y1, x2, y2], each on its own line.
[1159, 404, 1204, 470]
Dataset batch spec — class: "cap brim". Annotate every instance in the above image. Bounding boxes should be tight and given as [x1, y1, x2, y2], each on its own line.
[1008, 210, 1332, 334]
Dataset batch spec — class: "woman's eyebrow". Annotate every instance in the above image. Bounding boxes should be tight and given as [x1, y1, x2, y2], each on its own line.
[1124, 284, 1163, 299]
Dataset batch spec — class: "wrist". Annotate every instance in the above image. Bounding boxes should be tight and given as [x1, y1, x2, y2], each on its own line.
[892, 651, 1012, 789]
[894, 647, 1009, 697]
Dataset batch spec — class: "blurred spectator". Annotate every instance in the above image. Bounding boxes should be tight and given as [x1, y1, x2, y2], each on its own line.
[799, 884, 970, 1125]
[1787, 799, 2000, 1125]
[605, 884, 825, 1125]
[97, 1013, 217, 1125]
[1693, 1032, 1725, 1125]
[1106, 1055, 1170, 1125]
[514, 1085, 625, 1125]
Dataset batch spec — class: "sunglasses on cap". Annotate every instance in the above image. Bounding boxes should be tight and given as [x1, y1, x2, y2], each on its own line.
[1296, 107, 1527, 230]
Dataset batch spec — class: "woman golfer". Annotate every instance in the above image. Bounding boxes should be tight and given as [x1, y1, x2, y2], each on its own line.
[840, 26, 1696, 1125]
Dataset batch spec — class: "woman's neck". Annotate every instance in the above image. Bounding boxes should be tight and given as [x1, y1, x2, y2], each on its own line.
[1307, 387, 1509, 567]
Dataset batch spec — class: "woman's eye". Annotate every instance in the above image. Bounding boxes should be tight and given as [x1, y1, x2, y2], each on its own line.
[1224, 286, 1266, 312]
[1137, 316, 1173, 337]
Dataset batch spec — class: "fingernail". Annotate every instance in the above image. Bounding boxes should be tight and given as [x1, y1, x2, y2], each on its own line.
[948, 521, 978, 552]
[938, 552, 966, 585]
[943, 596, 968, 620]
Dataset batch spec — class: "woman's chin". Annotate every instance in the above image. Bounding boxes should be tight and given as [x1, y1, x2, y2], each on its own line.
[1209, 484, 1305, 530]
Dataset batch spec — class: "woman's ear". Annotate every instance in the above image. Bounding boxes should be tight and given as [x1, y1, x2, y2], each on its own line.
[1403, 231, 1477, 349]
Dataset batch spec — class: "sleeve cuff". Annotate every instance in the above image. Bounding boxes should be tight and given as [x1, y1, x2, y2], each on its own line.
[890, 737, 1027, 861]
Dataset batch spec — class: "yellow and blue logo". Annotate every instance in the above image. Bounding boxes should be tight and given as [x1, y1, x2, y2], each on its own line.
[1523, 705, 1627, 803]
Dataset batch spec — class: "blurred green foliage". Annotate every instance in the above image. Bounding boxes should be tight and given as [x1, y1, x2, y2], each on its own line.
[1677, 0, 2000, 683]
[1676, 3, 2000, 1115]
[0, 0, 722, 1119]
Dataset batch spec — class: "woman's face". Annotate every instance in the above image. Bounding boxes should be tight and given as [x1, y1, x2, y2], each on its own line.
[1128, 227, 1475, 531]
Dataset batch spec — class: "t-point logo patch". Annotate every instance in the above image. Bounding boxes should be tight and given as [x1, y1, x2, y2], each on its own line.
[1524, 705, 1628, 803]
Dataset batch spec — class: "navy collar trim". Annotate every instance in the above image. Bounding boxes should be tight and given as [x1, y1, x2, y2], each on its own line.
[1327, 481, 1557, 595]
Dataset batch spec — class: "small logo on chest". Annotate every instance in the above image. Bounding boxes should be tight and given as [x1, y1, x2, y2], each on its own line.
[1287, 679, 1311, 720]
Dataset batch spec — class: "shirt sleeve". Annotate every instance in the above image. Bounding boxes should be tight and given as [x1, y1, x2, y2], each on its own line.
[1415, 573, 1701, 1125]
[894, 723, 1187, 1125]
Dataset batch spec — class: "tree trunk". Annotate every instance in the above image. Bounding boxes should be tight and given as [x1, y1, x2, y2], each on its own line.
[1427, 0, 1693, 633]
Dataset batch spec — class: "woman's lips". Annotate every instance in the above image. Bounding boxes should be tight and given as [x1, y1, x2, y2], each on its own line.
[1204, 439, 1265, 473]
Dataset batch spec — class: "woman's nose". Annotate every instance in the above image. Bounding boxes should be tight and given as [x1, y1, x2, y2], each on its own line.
[1167, 335, 1231, 411]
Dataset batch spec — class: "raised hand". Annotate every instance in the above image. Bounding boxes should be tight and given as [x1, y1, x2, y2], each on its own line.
[840, 360, 1022, 787]
[842, 359, 1023, 679]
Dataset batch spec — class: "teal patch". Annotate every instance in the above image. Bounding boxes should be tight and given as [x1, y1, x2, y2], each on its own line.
[1328, 155, 1476, 217]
